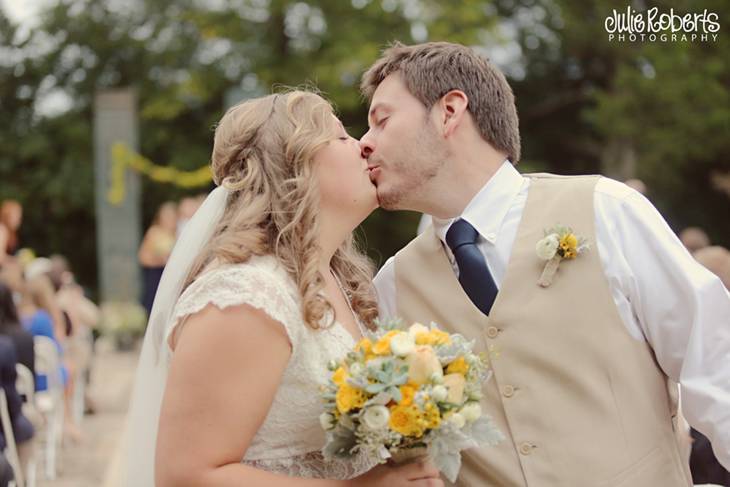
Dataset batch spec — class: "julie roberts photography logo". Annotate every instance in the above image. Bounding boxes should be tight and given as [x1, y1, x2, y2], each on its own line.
[605, 6, 720, 43]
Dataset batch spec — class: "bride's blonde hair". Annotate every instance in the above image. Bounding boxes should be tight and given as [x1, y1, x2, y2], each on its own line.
[185, 90, 378, 329]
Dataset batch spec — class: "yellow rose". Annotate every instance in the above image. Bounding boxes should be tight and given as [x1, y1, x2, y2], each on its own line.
[445, 356, 469, 376]
[399, 384, 416, 406]
[336, 383, 367, 414]
[355, 338, 376, 360]
[356, 338, 372, 354]
[332, 366, 348, 386]
[443, 373, 466, 404]
[373, 330, 400, 355]
[389, 403, 426, 437]
[414, 329, 451, 346]
[406, 345, 443, 385]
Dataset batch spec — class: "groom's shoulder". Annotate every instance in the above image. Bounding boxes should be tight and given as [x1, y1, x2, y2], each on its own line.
[526, 173, 639, 202]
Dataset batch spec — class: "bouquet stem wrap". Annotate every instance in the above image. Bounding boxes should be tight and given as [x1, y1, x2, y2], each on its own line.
[390, 446, 429, 465]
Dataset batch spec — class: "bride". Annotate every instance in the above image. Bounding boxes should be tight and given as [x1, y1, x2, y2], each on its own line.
[122, 90, 443, 486]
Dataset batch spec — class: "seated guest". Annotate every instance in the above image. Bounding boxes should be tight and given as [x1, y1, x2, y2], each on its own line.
[0, 336, 34, 475]
[0, 282, 34, 377]
[0, 451, 13, 487]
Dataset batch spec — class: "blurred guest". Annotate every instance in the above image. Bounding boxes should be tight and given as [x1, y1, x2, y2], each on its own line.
[689, 244, 730, 485]
[680, 227, 711, 254]
[694, 246, 730, 290]
[18, 275, 68, 387]
[23, 259, 66, 341]
[0, 200, 22, 265]
[138, 202, 177, 317]
[48, 254, 100, 414]
[0, 282, 34, 377]
[690, 427, 730, 486]
[0, 335, 35, 476]
[623, 178, 647, 195]
[18, 274, 84, 442]
[0, 452, 12, 487]
[176, 196, 200, 237]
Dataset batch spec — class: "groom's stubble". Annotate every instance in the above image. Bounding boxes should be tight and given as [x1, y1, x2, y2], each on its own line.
[377, 115, 449, 211]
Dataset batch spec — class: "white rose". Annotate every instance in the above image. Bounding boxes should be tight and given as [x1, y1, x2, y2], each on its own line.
[408, 322, 430, 339]
[390, 332, 416, 357]
[319, 412, 335, 430]
[448, 412, 466, 429]
[431, 385, 448, 402]
[361, 405, 390, 431]
[535, 233, 560, 261]
[460, 402, 482, 422]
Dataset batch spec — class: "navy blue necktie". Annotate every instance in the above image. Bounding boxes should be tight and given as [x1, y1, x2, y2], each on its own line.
[445, 219, 498, 315]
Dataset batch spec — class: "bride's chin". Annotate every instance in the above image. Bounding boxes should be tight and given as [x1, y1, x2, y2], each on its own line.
[365, 188, 379, 211]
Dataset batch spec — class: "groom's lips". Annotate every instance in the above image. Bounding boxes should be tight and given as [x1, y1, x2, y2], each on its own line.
[367, 164, 381, 181]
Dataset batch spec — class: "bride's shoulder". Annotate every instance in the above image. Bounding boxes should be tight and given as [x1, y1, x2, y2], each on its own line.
[168, 254, 303, 350]
[193, 254, 293, 291]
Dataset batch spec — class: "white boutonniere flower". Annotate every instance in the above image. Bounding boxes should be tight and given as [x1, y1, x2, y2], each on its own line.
[536, 225, 590, 287]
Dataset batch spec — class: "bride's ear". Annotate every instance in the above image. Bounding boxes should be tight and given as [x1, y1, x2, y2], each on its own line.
[438, 90, 469, 138]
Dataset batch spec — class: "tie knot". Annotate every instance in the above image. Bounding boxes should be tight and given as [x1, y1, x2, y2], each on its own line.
[446, 219, 480, 252]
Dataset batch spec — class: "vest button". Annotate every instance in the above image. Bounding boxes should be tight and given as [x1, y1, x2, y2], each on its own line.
[486, 326, 499, 338]
[519, 442, 533, 455]
[502, 385, 515, 397]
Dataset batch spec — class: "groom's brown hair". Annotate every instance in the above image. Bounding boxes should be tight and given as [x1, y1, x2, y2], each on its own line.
[361, 41, 521, 163]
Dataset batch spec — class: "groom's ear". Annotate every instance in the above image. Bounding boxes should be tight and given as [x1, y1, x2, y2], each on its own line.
[438, 90, 469, 138]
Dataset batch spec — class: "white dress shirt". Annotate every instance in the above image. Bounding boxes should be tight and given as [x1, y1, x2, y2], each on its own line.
[374, 160, 730, 469]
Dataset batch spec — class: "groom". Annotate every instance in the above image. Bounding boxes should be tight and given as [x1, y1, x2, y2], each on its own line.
[360, 41, 730, 486]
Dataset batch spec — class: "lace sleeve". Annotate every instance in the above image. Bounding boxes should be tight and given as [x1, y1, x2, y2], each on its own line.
[165, 262, 301, 352]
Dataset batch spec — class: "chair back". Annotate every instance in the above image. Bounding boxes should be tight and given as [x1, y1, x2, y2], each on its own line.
[0, 389, 25, 487]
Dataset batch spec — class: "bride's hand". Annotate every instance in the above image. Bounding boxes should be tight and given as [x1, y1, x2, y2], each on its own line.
[350, 461, 444, 487]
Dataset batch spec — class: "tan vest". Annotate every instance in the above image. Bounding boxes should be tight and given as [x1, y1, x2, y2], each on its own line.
[394, 174, 692, 487]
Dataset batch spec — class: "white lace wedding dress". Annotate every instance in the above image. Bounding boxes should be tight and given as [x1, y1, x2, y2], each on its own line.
[166, 254, 376, 480]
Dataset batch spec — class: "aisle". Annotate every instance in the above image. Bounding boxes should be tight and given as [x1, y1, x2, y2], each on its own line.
[38, 339, 138, 487]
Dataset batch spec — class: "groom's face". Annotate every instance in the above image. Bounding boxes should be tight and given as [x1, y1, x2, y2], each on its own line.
[360, 73, 447, 211]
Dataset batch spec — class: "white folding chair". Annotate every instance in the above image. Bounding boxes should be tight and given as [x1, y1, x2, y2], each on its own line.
[0, 389, 24, 487]
[14, 365, 36, 487]
[32, 336, 64, 480]
[13, 366, 34, 408]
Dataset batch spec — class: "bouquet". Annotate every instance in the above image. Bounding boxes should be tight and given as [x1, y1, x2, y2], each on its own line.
[320, 319, 503, 482]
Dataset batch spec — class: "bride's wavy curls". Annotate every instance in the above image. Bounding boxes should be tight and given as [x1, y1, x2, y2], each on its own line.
[184, 90, 378, 330]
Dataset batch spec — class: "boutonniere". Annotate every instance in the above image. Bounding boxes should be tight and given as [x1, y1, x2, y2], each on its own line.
[535, 225, 590, 287]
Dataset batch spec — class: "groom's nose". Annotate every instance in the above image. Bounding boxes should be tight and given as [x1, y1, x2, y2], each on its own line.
[359, 132, 375, 158]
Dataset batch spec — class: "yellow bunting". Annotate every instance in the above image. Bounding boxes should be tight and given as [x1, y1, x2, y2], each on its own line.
[107, 142, 212, 206]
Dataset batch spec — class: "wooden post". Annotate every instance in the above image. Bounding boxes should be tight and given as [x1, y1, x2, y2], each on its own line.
[93, 89, 141, 303]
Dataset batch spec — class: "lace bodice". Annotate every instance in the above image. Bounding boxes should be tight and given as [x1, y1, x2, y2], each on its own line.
[165, 254, 375, 480]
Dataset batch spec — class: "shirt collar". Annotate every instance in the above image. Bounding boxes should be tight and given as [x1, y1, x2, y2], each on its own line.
[433, 159, 524, 247]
